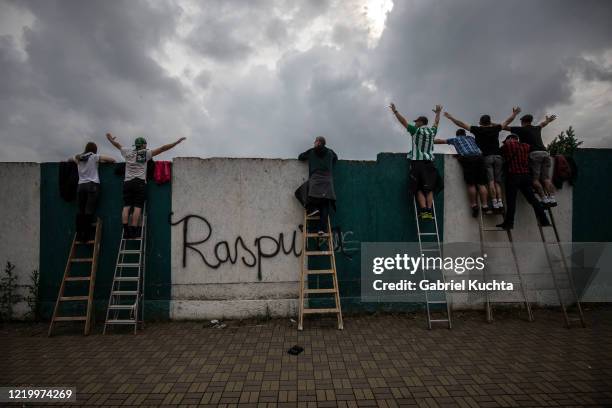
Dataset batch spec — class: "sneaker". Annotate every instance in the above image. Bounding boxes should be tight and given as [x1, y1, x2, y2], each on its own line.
[421, 211, 433, 221]
[307, 209, 320, 217]
[492, 199, 499, 209]
[483, 206, 493, 215]
[130, 226, 141, 239]
[496, 222, 513, 230]
[548, 196, 557, 207]
[123, 224, 131, 239]
[317, 230, 325, 236]
[471, 205, 479, 218]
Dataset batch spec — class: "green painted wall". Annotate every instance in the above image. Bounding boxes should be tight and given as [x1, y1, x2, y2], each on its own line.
[39, 163, 171, 321]
[311, 153, 444, 312]
[572, 149, 612, 242]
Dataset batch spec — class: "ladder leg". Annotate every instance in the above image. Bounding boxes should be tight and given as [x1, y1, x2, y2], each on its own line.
[477, 196, 493, 323]
[507, 230, 533, 322]
[298, 210, 307, 331]
[414, 198, 432, 330]
[328, 216, 343, 330]
[48, 235, 77, 337]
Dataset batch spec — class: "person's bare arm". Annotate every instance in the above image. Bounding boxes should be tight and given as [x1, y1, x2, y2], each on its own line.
[106, 133, 122, 150]
[538, 114, 557, 128]
[99, 155, 116, 163]
[389, 103, 409, 129]
[434, 138, 447, 144]
[432, 105, 442, 128]
[501, 106, 521, 130]
[443, 112, 470, 130]
[151, 137, 187, 157]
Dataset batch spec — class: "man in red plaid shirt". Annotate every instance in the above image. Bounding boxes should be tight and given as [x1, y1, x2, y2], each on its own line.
[497, 134, 550, 230]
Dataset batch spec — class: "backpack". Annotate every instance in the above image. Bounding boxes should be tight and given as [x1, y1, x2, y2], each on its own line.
[154, 161, 172, 184]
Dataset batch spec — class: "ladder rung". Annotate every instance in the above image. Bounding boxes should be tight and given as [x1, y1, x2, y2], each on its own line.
[427, 300, 448, 304]
[114, 276, 140, 281]
[108, 304, 136, 310]
[305, 233, 331, 237]
[419, 232, 438, 236]
[303, 308, 339, 314]
[567, 317, 583, 321]
[429, 319, 450, 322]
[420, 248, 439, 252]
[105, 319, 137, 324]
[304, 288, 336, 294]
[65, 276, 91, 281]
[304, 251, 333, 256]
[120, 250, 142, 254]
[482, 228, 506, 232]
[123, 237, 143, 241]
[54, 316, 87, 321]
[59, 296, 89, 301]
[76, 240, 95, 245]
[111, 290, 138, 295]
[71, 258, 93, 263]
[306, 269, 334, 275]
[117, 263, 140, 268]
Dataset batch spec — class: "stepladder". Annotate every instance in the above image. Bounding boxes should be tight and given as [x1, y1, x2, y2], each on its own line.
[413, 196, 452, 329]
[298, 209, 343, 330]
[104, 207, 147, 334]
[48, 217, 102, 336]
[477, 197, 533, 323]
[538, 206, 586, 328]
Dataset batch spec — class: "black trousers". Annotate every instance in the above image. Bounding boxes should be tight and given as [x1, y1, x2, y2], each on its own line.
[504, 173, 547, 226]
[76, 182, 100, 240]
[307, 197, 331, 232]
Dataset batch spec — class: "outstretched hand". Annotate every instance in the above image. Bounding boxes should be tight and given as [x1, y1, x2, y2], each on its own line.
[178, 137, 187, 143]
[432, 105, 442, 114]
[106, 133, 116, 142]
[389, 103, 397, 113]
[546, 114, 557, 122]
[443, 111, 451, 118]
[512, 106, 521, 114]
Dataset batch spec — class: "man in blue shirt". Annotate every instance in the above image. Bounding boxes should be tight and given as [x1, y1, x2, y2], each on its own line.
[435, 129, 489, 217]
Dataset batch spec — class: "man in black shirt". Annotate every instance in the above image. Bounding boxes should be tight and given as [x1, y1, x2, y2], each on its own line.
[444, 111, 518, 214]
[502, 107, 558, 207]
[297, 136, 338, 234]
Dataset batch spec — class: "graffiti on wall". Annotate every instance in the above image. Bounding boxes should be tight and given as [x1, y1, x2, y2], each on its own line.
[170, 213, 359, 280]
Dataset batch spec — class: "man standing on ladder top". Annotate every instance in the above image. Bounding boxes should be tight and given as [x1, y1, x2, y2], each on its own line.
[497, 134, 550, 230]
[106, 133, 186, 238]
[502, 106, 558, 207]
[389, 103, 442, 220]
[297, 136, 338, 235]
[434, 128, 488, 218]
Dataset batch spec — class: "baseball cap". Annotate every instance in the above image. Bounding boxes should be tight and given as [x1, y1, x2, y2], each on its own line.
[134, 137, 147, 148]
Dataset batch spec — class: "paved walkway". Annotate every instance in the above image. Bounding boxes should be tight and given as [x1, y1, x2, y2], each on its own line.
[2, 309, 611, 407]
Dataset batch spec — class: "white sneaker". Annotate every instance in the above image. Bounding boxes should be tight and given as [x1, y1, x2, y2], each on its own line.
[548, 196, 557, 207]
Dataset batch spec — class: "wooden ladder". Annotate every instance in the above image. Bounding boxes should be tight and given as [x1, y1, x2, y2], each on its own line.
[298, 210, 343, 330]
[48, 218, 102, 336]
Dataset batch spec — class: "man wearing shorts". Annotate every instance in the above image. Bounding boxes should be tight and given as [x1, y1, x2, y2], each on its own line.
[502, 107, 558, 206]
[497, 134, 550, 230]
[443, 111, 517, 214]
[435, 129, 488, 217]
[106, 133, 186, 238]
[390, 103, 442, 220]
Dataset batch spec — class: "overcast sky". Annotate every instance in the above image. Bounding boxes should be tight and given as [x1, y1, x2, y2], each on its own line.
[1, 0, 611, 162]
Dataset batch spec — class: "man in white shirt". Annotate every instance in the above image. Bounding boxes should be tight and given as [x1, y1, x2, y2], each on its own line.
[106, 133, 186, 238]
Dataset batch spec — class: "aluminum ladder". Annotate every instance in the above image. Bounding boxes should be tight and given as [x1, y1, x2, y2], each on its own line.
[477, 197, 533, 323]
[104, 208, 147, 334]
[538, 207, 586, 328]
[48, 217, 102, 336]
[413, 197, 451, 329]
[298, 209, 343, 331]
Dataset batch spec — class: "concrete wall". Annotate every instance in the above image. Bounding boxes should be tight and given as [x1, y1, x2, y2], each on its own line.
[0, 163, 40, 318]
[170, 158, 306, 319]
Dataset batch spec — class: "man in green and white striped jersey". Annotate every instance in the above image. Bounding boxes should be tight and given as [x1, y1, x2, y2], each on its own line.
[390, 103, 442, 220]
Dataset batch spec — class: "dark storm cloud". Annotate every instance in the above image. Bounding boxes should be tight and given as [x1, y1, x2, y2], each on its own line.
[1, 0, 611, 162]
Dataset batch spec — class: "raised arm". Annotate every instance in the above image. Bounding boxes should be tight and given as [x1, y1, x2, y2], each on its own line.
[389, 103, 409, 129]
[538, 114, 557, 128]
[106, 133, 122, 150]
[151, 137, 187, 157]
[501, 106, 521, 130]
[99, 155, 116, 163]
[443, 112, 470, 130]
[432, 105, 442, 128]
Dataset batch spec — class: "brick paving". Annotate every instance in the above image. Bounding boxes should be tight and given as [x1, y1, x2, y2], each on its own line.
[2, 308, 612, 407]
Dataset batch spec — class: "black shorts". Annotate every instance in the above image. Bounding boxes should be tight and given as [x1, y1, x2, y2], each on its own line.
[123, 178, 146, 208]
[409, 160, 438, 193]
[458, 155, 487, 186]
